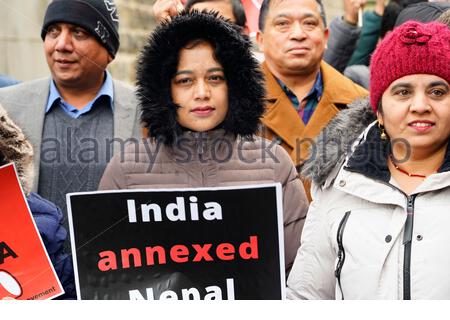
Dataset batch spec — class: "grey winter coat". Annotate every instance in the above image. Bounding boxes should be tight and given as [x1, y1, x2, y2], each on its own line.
[99, 130, 309, 274]
[98, 12, 309, 276]
[324, 16, 361, 73]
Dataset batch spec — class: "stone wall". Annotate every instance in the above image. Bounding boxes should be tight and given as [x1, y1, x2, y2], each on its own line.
[0, 0, 50, 82]
[108, 0, 156, 85]
[0, 0, 353, 84]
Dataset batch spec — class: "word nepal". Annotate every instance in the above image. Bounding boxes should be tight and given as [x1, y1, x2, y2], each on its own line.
[129, 278, 236, 300]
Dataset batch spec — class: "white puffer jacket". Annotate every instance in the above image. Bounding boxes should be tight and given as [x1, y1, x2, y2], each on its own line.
[287, 99, 450, 299]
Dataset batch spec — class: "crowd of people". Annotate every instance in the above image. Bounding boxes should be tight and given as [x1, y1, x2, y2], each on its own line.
[0, 0, 449, 300]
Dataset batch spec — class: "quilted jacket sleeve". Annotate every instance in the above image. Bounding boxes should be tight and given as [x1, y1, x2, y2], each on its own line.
[98, 152, 127, 190]
[27, 193, 76, 299]
[286, 185, 336, 299]
[323, 17, 361, 73]
[273, 145, 309, 277]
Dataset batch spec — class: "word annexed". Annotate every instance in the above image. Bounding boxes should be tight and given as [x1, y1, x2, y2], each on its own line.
[98, 236, 259, 272]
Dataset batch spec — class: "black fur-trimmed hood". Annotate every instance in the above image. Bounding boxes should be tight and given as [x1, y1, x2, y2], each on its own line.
[301, 97, 377, 185]
[0, 104, 34, 195]
[136, 11, 266, 146]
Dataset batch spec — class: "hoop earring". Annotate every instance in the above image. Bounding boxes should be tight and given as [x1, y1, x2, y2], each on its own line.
[378, 122, 387, 140]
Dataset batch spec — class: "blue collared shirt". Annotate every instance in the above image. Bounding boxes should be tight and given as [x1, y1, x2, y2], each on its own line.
[276, 71, 323, 124]
[45, 71, 114, 119]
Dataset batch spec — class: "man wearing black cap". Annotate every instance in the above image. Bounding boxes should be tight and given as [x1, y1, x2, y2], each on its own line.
[0, 0, 141, 250]
[395, 1, 450, 27]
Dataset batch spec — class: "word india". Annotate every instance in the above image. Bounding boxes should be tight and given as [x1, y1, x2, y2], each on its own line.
[127, 196, 223, 222]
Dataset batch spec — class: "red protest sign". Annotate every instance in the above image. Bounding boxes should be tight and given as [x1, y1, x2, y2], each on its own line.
[0, 163, 64, 300]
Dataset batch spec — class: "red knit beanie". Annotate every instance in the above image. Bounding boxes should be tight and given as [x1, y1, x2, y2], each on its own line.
[370, 21, 450, 112]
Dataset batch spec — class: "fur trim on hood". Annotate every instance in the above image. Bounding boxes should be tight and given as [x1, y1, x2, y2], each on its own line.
[0, 104, 34, 195]
[136, 11, 266, 146]
[301, 97, 377, 186]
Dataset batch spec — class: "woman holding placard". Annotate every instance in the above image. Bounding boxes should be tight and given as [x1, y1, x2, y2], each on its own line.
[99, 11, 309, 275]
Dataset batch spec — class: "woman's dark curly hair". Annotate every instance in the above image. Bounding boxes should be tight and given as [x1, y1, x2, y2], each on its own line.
[136, 10, 266, 146]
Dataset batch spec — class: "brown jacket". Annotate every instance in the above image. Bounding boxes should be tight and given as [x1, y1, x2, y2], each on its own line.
[99, 130, 309, 275]
[260, 61, 368, 199]
[260, 61, 368, 166]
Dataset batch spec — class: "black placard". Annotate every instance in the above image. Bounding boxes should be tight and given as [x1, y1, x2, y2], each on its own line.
[67, 184, 285, 300]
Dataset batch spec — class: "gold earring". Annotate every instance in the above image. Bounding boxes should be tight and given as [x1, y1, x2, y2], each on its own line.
[378, 122, 387, 140]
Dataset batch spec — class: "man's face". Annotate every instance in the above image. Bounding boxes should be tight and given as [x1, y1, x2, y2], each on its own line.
[44, 22, 112, 88]
[257, 0, 328, 77]
[191, 0, 236, 23]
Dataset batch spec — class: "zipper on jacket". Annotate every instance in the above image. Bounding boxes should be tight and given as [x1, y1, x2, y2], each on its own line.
[193, 132, 208, 184]
[335, 211, 351, 300]
[364, 179, 417, 300]
[194, 132, 206, 156]
[403, 195, 416, 300]
[341, 173, 420, 299]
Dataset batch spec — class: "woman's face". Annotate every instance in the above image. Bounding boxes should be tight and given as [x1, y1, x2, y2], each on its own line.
[171, 41, 228, 132]
[378, 74, 450, 155]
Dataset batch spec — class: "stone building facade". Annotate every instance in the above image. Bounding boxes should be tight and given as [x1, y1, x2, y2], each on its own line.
[0, 0, 347, 84]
